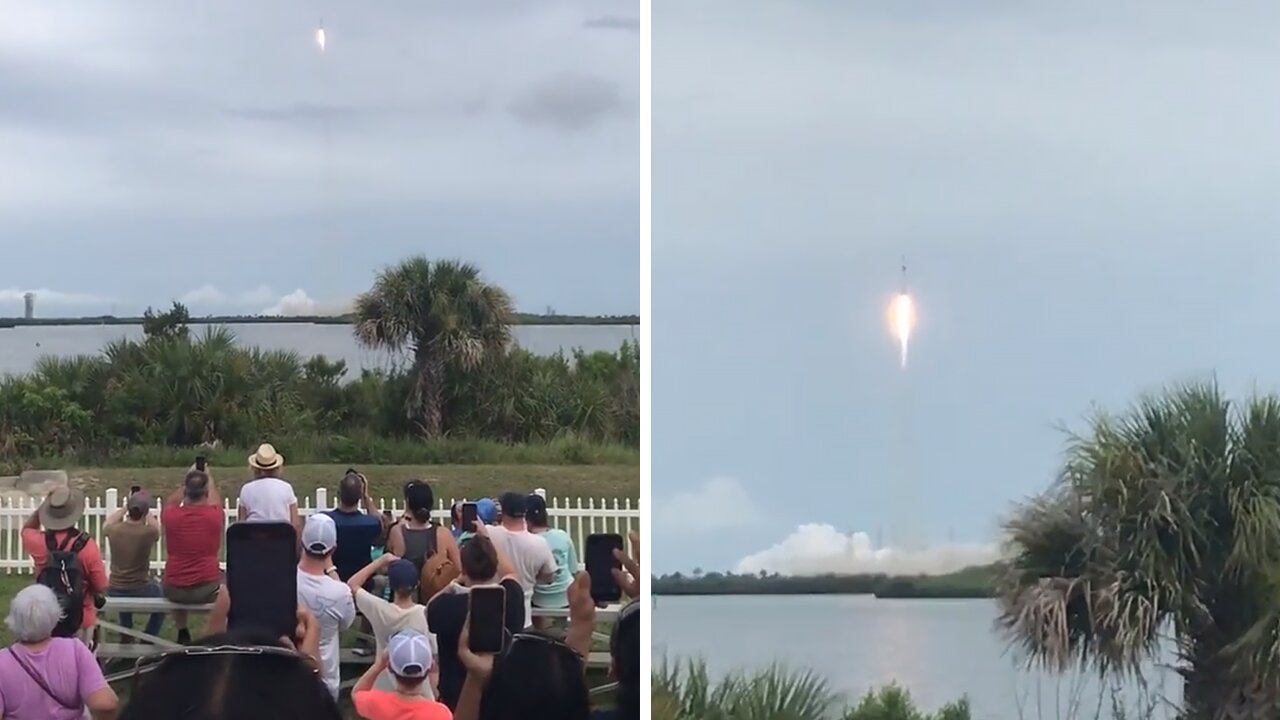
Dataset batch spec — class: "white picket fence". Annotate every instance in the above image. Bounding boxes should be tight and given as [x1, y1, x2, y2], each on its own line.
[0, 488, 639, 574]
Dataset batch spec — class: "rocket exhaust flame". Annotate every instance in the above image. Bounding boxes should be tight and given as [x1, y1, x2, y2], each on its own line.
[889, 292, 915, 368]
[316, 25, 326, 52]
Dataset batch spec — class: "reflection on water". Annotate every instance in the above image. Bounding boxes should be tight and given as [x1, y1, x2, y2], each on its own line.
[0, 323, 638, 376]
[652, 595, 1180, 720]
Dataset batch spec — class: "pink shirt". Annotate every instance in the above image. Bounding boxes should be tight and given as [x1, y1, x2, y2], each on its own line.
[0, 638, 108, 720]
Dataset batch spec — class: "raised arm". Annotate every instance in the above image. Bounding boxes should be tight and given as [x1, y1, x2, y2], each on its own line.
[23, 508, 41, 531]
[564, 572, 596, 669]
[103, 507, 127, 532]
[205, 469, 221, 506]
[348, 553, 397, 598]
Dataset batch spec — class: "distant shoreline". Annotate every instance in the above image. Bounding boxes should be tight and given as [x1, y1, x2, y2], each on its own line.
[651, 563, 999, 599]
[0, 313, 640, 328]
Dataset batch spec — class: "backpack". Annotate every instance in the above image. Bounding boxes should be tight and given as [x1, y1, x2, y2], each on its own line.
[37, 531, 90, 638]
[418, 549, 459, 604]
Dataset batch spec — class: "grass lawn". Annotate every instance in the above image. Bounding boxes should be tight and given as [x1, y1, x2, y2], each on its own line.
[67, 463, 640, 504]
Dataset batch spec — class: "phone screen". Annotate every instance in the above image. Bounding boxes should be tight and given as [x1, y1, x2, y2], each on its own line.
[585, 533, 624, 603]
[195, 456, 207, 472]
[468, 586, 507, 654]
[226, 522, 297, 639]
[462, 502, 479, 532]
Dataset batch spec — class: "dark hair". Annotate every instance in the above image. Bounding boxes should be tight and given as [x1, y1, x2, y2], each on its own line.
[405, 482, 434, 523]
[525, 494, 549, 528]
[460, 536, 498, 581]
[611, 603, 640, 720]
[337, 473, 363, 507]
[479, 636, 590, 720]
[127, 503, 147, 522]
[119, 628, 341, 720]
[184, 471, 209, 502]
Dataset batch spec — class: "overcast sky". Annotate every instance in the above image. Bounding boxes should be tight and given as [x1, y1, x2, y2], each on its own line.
[1, 0, 639, 317]
[652, 2, 1280, 574]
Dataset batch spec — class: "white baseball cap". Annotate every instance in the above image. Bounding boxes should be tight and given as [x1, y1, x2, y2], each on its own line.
[388, 630, 432, 678]
[301, 513, 337, 554]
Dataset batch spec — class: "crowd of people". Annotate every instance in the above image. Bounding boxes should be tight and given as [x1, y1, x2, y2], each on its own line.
[0, 443, 642, 720]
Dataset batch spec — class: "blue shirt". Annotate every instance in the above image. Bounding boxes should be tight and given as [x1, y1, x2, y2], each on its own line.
[533, 528, 578, 605]
[325, 508, 382, 582]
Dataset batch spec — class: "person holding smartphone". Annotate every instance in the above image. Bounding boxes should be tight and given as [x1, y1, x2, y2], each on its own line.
[425, 535, 524, 710]
[162, 468, 224, 645]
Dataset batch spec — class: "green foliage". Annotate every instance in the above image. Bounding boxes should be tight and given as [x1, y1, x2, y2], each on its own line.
[653, 659, 969, 720]
[0, 325, 639, 470]
[844, 686, 970, 720]
[997, 381, 1280, 717]
[354, 257, 515, 438]
[653, 658, 839, 720]
[141, 301, 192, 341]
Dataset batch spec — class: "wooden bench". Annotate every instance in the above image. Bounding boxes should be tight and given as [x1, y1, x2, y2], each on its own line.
[98, 596, 623, 664]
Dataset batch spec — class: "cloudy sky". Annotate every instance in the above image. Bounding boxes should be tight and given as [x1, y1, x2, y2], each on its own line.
[652, 2, 1280, 574]
[1, 0, 638, 317]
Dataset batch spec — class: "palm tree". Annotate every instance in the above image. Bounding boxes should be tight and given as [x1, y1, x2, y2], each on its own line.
[353, 257, 514, 438]
[996, 382, 1280, 720]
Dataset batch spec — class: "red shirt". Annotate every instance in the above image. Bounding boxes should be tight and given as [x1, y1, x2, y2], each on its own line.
[22, 528, 109, 629]
[161, 503, 224, 587]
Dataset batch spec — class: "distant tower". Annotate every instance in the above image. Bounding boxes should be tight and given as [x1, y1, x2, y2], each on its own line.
[22, 292, 34, 320]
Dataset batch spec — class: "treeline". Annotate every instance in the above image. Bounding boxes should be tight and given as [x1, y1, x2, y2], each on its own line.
[0, 325, 639, 468]
[652, 565, 996, 598]
[0, 313, 639, 327]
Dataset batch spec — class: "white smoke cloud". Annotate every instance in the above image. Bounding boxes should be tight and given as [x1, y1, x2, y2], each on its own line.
[177, 285, 349, 316]
[179, 284, 226, 305]
[655, 476, 759, 532]
[260, 289, 353, 317]
[0, 288, 109, 305]
[735, 524, 1000, 577]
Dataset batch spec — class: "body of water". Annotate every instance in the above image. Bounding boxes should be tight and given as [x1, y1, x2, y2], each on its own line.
[0, 323, 637, 376]
[654, 595, 1181, 720]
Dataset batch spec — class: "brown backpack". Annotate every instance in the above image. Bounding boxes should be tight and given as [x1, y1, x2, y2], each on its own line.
[418, 550, 459, 603]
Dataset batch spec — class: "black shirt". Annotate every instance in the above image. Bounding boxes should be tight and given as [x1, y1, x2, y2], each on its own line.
[427, 578, 526, 710]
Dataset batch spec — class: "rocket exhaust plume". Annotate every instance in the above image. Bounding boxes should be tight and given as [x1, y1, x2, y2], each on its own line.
[887, 259, 916, 368]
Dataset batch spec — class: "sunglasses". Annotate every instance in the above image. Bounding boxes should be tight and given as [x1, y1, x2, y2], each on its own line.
[130, 644, 317, 693]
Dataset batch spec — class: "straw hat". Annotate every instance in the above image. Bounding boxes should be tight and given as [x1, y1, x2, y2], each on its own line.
[38, 486, 84, 531]
[248, 443, 284, 472]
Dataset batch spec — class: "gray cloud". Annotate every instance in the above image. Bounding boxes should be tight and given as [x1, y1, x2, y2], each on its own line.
[508, 73, 627, 132]
[583, 15, 640, 32]
[652, 0, 1280, 573]
[1, 0, 639, 317]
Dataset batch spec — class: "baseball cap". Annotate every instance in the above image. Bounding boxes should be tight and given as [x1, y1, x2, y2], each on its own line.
[301, 513, 337, 554]
[498, 491, 527, 519]
[475, 498, 497, 524]
[387, 559, 419, 591]
[388, 630, 432, 678]
[126, 491, 151, 514]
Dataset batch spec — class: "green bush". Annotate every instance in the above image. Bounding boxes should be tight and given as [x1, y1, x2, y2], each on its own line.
[653, 659, 971, 720]
[0, 325, 639, 468]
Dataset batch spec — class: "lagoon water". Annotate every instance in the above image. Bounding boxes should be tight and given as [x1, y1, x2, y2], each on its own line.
[0, 323, 637, 376]
[654, 595, 1182, 720]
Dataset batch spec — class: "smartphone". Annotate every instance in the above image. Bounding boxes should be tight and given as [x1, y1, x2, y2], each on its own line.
[462, 502, 479, 532]
[468, 585, 507, 654]
[195, 456, 207, 472]
[226, 522, 298, 639]
[129, 485, 141, 496]
[585, 533, 624, 603]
